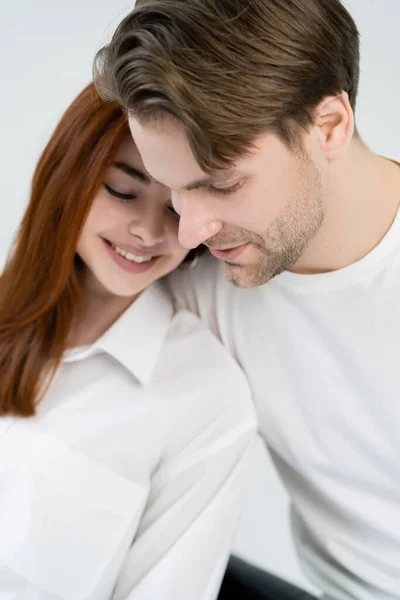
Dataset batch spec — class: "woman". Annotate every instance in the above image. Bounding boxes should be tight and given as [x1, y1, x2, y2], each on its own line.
[0, 84, 255, 600]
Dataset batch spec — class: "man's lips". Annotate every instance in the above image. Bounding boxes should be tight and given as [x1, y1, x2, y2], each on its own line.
[208, 243, 249, 261]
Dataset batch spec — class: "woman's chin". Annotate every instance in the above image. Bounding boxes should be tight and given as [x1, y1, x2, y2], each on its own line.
[103, 280, 143, 299]
[83, 268, 144, 300]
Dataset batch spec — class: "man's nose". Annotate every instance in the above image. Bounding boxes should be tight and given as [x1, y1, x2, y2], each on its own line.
[175, 196, 223, 249]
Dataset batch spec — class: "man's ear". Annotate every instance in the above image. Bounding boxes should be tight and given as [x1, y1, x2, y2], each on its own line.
[313, 91, 355, 160]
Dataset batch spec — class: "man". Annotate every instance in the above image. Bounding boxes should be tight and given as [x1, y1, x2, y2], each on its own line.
[94, 1, 400, 598]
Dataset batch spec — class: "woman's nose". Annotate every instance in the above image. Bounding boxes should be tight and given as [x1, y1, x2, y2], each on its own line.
[127, 206, 165, 246]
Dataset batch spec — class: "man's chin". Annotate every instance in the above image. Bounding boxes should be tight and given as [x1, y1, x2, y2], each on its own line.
[222, 254, 286, 287]
[222, 261, 262, 288]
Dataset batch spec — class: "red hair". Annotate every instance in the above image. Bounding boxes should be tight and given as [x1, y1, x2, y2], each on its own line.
[0, 83, 129, 416]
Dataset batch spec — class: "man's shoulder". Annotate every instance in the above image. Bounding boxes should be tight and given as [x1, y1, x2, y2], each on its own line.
[178, 252, 223, 284]
[162, 253, 236, 339]
[165, 253, 227, 306]
[164, 252, 269, 347]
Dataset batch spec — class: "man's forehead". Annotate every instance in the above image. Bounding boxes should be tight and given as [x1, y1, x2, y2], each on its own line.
[129, 113, 188, 144]
[129, 114, 199, 175]
[128, 114, 266, 189]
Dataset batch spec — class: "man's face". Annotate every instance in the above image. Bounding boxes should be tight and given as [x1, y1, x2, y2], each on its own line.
[129, 116, 327, 287]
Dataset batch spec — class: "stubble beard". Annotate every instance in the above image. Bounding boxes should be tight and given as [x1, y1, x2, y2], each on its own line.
[210, 159, 325, 288]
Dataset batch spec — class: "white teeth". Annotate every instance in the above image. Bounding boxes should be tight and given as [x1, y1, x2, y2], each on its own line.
[113, 245, 153, 263]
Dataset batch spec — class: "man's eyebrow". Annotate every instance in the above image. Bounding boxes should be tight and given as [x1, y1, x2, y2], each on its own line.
[183, 171, 241, 191]
[113, 161, 151, 185]
[148, 171, 241, 191]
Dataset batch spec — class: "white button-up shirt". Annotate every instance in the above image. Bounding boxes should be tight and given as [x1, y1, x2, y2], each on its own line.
[0, 281, 256, 600]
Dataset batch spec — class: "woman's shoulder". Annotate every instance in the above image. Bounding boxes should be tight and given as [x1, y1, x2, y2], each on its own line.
[156, 309, 256, 458]
[162, 309, 251, 402]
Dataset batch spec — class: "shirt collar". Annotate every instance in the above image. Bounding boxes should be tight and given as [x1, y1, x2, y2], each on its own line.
[63, 281, 174, 386]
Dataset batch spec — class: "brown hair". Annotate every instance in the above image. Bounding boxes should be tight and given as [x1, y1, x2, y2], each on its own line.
[94, 0, 360, 171]
[0, 84, 129, 417]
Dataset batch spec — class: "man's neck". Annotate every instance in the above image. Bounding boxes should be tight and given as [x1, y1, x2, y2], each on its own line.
[292, 141, 400, 275]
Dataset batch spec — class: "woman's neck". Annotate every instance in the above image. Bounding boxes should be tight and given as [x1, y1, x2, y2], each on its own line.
[68, 271, 138, 349]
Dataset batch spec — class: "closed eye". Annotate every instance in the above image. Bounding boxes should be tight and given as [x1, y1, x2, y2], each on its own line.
[208, 182, 242, 197]
[104, 183, 137, 202]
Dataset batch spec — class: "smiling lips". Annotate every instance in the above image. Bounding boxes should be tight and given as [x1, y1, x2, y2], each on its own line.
[104, 237, 158, 261]
[105, 234, 249, 270]
[102, 238, 159, 274]
[112, 244, 153, 263]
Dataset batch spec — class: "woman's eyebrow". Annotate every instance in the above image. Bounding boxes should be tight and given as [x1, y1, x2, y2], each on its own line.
[113, 161, 151, 185]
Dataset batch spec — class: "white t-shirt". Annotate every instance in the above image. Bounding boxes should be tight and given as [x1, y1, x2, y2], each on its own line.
[0, 281, 256, 600]
[166, 208, 400, 600]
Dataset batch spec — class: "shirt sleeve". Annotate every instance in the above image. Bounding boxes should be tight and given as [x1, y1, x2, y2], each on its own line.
[111, 368, 256, 600]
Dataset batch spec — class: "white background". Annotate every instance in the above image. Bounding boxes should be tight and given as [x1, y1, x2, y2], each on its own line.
[0, 1, 399, 593]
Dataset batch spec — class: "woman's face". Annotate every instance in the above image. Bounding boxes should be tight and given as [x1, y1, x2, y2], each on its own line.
[77, 133, 189, 298]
